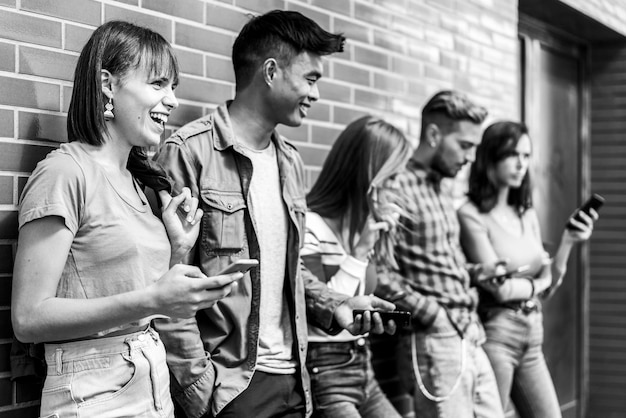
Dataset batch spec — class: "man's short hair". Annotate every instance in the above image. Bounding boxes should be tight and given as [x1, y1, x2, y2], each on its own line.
[421, 90, 488, 134]
[232, 9, 345, 90]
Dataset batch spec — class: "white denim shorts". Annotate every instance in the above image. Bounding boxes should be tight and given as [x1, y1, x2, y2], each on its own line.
[40, 327, 174, 418]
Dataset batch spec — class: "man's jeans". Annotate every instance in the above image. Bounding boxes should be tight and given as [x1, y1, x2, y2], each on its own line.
[215, 371, 305, 418]
[307, 338, 401, 418]
[398, 312, 504, 418]
[482, 308, 561, 418]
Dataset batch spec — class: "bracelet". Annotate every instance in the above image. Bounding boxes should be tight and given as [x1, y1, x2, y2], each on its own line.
[528, 278, 535, 298]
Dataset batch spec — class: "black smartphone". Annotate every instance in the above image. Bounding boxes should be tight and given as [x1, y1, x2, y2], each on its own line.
[217, 259, 259, 275]
[353, 309, 412, 328]
[566, 193, 605, 231]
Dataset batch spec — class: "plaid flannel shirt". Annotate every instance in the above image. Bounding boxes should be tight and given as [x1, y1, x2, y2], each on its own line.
[377, 159, 479, 335]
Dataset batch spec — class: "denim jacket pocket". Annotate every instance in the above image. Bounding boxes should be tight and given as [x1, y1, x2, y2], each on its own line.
[200, 189, 246, 255]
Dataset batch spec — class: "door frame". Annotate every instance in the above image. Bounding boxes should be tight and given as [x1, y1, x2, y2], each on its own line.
[519, 13, 591, 418]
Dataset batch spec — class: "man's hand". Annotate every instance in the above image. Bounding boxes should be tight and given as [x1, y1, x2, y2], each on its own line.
[333, 295, 397, 336]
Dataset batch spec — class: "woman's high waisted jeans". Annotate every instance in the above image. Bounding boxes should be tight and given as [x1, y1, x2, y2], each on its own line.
[481, 307, 561, 418]
[306, 338, 400, 418]
[40, 327, 174, 418]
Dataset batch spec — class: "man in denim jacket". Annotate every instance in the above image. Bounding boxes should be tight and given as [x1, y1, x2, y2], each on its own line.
[154, 10, 395, 418]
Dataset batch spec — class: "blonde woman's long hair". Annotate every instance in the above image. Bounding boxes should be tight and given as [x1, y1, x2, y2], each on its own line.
[306, 115, 413, 268]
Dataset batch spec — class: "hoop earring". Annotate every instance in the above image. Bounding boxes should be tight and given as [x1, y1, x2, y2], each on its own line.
[104, 97, 115, 120]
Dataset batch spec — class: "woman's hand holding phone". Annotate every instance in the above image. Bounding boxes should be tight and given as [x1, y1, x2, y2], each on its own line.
[564, 193, 602, 241]
[334, 295, 397, 336]
[149, 259, 257, 320]
[476, 261, 532, 294]
[149, 264, 243, 319]
[564, 209, 596, 243]
[475, 260, 510, 283]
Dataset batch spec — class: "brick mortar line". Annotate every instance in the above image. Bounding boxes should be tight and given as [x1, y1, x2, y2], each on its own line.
[0, 70, 71, 88]
[0, 105, 66, 117]
[0, 138, 62, 148]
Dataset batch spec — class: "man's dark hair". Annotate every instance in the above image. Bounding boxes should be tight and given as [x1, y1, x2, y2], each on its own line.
[232, 10, 345, 90]
[468, 121, 533, 214]
[421, 90, 488, 135]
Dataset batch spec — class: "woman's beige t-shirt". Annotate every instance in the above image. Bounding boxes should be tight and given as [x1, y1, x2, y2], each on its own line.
[19, 142, 170, 336]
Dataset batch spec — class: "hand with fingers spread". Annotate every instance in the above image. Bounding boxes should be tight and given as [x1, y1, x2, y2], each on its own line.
[148, 264, 242, 319]
[159, 187, 203, 264]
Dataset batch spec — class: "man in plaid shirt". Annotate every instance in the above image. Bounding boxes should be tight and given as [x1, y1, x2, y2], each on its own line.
[377, 90, 505, 418]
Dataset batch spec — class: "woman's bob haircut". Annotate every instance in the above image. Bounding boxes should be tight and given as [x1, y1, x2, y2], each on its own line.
[67, 20, 179, 146]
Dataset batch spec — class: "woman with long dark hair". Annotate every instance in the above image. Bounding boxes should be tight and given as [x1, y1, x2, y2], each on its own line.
[458, 121, 596, 417]
[302, 116, 412, 417]
[11, 21, 240, 417]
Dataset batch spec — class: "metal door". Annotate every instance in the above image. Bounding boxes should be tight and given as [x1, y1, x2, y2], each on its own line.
[520, 16, 589, 418]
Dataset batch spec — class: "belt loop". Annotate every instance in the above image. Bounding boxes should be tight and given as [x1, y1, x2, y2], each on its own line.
[124, 337, 137, 360]
[55, 348, 63, 375]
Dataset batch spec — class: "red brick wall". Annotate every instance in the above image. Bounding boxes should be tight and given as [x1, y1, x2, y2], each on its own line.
[0, 1, 521, 416]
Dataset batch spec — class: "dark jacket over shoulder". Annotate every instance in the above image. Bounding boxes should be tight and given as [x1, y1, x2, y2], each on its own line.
[154, 102, 347, 418]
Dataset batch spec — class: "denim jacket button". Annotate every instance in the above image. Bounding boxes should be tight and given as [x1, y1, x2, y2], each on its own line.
[312, 367, 319, 374]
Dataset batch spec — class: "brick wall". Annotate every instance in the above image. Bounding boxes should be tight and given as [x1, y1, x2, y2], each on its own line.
[0, 0, 521, 416]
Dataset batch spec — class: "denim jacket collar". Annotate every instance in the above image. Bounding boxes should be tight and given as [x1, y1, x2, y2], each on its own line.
[211, 101, 294, 160]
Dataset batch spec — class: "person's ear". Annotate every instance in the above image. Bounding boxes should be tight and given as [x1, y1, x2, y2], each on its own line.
[425, 123, 441, 148]
[262, 58, 278, 86]
[101, 69, 115, 98]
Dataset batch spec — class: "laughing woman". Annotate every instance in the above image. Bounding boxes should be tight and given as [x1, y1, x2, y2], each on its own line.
[11, 21, 240, 418]
[458, 121, 596, 418]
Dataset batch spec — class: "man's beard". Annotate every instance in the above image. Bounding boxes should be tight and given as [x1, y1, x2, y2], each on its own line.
[431, 152, 457, 178]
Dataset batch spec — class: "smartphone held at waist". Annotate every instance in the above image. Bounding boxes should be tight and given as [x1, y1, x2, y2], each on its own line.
[352, 309, 412, 328]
